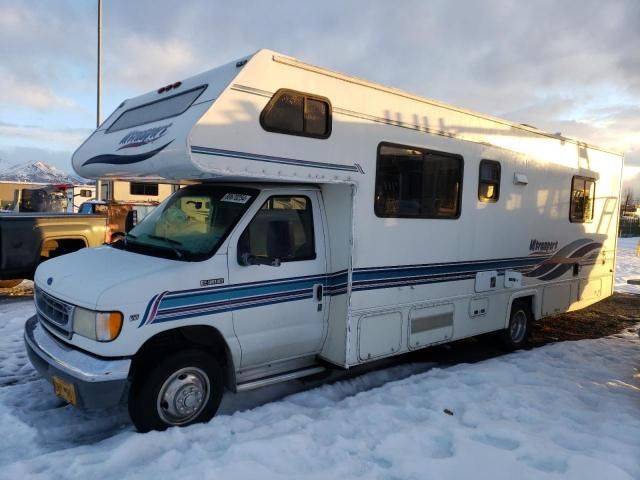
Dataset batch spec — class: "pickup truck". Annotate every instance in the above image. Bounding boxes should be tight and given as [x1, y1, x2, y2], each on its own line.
[0, 213, 107, 285]
[78, 200, 158, 243]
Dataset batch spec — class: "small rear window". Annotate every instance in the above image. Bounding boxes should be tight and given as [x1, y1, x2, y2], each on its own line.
[106, 86, 206, 133]
[478, 160, 501, 202]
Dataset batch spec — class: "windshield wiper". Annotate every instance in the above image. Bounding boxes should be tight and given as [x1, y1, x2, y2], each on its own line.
[148, 234, 184, 258]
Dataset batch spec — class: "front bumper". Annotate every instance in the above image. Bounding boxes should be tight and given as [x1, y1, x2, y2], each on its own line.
[24, 315, 131, 409]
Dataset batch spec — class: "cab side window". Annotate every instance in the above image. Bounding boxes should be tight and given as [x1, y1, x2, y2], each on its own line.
[238, 196, 316, 263]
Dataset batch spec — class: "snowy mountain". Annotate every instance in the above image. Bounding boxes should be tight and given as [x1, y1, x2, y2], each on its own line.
[0, 161, 82, 184]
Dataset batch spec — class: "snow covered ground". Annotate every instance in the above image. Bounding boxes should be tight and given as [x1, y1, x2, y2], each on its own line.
[614, 237, 640, 294]
[0, 242, 638, 479]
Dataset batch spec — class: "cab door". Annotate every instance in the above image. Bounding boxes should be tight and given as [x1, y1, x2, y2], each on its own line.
[227, 190, 328, 368]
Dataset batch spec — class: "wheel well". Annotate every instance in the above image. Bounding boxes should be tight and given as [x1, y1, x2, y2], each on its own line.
[130, 326, 235, 390]
[41, 238, 87, 259]
[510, 295, 535, 319]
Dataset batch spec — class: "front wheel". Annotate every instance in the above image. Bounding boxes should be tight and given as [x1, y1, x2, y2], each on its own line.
[498, 300, 532, 351]
[128, 350, 223, 432]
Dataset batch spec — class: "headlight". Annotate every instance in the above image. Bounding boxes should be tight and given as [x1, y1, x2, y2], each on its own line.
[73, 307, 123, 342]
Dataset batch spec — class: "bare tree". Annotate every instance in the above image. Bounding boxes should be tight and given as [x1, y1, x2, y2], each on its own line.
[622, 188, 635, 215]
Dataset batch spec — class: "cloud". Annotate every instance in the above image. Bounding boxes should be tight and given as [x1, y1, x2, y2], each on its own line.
[104, 36, 198, 89]
[0, 72, 77, 111]
[0, 121, 91, 148]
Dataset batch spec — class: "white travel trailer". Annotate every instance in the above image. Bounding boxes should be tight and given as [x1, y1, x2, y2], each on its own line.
[25, 50, 623, 432]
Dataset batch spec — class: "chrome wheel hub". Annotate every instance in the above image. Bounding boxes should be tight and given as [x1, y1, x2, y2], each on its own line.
[157, 367, 210, 425]
[510, 310, 527, 344]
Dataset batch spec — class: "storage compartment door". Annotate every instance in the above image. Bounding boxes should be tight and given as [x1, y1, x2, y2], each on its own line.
[358, 312, 403, 361]
[542, 284, 571, 316]
[408, 303, 454, 349]
[579, 278, 602, 301]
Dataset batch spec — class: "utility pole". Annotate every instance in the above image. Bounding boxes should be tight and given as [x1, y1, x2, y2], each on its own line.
[96, 0, 103, 200]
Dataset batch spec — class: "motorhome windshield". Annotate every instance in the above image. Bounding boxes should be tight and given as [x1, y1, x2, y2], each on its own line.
[116, 185, 257, 261]
[106, 85, 207, 133]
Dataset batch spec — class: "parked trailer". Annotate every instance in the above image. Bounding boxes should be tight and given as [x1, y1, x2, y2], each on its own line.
[24, 50, 623, 431]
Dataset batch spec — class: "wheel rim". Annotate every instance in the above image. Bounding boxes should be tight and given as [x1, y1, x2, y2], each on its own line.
[156, 367, 211, 426]
[510, 310, 528, 344]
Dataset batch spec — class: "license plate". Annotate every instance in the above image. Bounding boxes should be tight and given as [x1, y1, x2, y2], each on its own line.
[52, 375, 77, 405]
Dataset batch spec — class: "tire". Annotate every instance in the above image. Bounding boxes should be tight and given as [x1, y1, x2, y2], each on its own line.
[498, 300, 532, 351]
[128, 350, 224, 432]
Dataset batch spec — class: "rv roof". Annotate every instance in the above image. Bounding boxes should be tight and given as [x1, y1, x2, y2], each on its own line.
[270, 52, 620, 156]
[72, 49, 621, 184]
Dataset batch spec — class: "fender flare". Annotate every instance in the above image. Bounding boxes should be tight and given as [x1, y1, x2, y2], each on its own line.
[504, 289, 539, 328]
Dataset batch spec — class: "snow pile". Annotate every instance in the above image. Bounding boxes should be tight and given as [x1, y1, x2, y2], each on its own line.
[1, 327, 639, 480]
[0, 160, 80, 184]
[614, 237, 640, 293]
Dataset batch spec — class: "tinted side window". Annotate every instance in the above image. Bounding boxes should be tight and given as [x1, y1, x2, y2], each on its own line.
[478, 160, 501, 202]
[374, 143, 463, 219]
[130, 182, 159, 196]
[260, 89, 331, 139]
[238, 196, 316, 263]
[570, 176, 595, 223]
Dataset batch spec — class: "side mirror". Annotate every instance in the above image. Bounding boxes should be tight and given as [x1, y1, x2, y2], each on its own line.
[239, 252, 281, 267]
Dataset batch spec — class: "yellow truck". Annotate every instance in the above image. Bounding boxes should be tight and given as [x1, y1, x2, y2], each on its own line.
[0, 213, 107, 286]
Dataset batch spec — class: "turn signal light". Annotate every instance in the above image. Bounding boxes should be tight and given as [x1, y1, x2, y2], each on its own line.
[96, 311, 123, 341]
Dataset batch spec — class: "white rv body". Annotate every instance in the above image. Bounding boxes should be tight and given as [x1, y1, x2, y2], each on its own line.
[26, 50, 622, 427]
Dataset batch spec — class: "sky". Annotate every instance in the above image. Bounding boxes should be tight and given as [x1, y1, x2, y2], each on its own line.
[0, 0, 639, 191]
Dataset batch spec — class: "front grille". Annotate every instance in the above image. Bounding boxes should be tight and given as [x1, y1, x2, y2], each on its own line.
[35, 287, 74, 337]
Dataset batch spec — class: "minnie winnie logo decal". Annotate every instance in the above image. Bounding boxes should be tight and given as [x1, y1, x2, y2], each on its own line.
[117, 123, 171, 150]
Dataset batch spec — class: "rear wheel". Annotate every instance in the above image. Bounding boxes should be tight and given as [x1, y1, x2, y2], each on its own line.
[498, 300, 532, 351]
[128, 350, 223, 432]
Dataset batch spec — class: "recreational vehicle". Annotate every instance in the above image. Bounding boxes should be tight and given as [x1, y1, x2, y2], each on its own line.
[8, 184, 95, 213]
[24, 50, 623, 432]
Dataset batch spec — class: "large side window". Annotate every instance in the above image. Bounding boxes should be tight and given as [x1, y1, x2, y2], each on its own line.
[260, 89, 331, 139]
[478, 160, 501, 202]
[238, 196, 316, 264]
[570, 176, 595, 223]
[374, 143, 463, 219]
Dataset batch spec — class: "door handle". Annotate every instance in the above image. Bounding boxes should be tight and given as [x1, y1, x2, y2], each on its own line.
[313, 283, 324, 302]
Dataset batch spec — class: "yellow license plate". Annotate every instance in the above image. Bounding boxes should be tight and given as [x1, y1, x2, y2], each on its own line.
[52, 375, 77, 405]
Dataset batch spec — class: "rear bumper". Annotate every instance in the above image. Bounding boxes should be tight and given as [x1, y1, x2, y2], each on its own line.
[24, 315, 131, 409]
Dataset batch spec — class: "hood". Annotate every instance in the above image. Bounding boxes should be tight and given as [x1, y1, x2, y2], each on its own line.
[34, 246, 225, 309]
